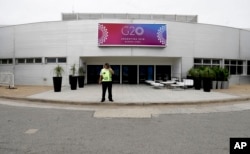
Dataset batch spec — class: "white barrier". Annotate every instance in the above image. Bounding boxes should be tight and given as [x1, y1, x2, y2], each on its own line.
[0, 72, 15, 88]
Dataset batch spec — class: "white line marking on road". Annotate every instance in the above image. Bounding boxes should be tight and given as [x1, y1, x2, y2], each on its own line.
[25, 129, 38, 134]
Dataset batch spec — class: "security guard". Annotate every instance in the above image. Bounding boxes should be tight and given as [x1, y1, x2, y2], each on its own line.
[99, 63, 114, 102]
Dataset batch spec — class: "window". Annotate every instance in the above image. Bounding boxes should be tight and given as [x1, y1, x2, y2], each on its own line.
[26, 58, 34, 63]
[194, 58, 221, 68]
[212, 59, 220, 65]
[203, 59, 211, 64]
[35, 58, 42, 63]
[247, 61, 250, 75]
[17, 59, 25, 64]
[45, 57, 67, 64]
[194, 59, 202, 64]
[16, 58, 42, 64]
[224, 59, 244, 75]
[0, 59, 13, 64]
[46, 58, 56, 63]
[58, 57, 67, 63]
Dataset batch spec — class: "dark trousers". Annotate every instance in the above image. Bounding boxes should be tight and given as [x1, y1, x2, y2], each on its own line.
[102, 81, 112, 100]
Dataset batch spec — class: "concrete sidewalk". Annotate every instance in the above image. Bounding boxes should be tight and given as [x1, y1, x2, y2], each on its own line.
[1, 84, 249, 105]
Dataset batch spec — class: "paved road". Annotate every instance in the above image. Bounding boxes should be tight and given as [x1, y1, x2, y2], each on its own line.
[0, 99, 250, 154]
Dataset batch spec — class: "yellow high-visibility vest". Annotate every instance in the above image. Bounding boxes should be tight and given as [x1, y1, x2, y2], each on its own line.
[100, 68, 112, 82]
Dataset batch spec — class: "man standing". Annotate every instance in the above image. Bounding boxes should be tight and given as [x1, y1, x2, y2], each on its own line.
[99, 63, 114, 102]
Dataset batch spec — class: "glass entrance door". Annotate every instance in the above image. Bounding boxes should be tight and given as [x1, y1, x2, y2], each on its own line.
[139, 65, 154, 83]
[111, 65, 120, 83]
[156, 65, 171, 81]
[122, 65, 137, 84]
[87, 65, 103, 84]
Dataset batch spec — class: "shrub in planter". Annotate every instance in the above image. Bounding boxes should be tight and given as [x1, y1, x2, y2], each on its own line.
[216, 67, 224, 89]
[200, 67, 215, 92]
[211, 66, 220, 89]
[78, 66, 86, 88]
[188, 67, 201, 90]
[53, 65, 64, 92]
[70, 64, 77, 90]
[221, 67, 229, 89]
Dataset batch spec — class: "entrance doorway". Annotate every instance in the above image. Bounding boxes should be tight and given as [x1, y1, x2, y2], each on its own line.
[87, 65, 172, 84]
[139, 65, 154, 83]
[122, 65, 137, 84]
[111, 65, 120, 83]
[156, 65, 171, 81]
[87, 65, 103, 84]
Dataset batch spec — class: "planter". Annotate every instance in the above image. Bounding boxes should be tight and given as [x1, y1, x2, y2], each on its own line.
[193, 77, 201, 90]
[53, 77, 62, 92]
[217, 81, 222, 89]
[78, 76, 85, 88]
[212, 81, 217, 89]
[203, 78, 212, 92]
[222, 81, 229, 89]
[70, 76, 78, 90]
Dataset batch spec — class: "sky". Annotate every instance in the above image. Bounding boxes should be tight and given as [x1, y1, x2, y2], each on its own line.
[0, 0, 249, 28]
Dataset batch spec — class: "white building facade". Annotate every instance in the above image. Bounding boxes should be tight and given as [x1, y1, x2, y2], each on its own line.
[0, 13, 250, 86]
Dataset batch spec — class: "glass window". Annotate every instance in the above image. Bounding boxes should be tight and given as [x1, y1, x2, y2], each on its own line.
[46, 58, 56, 63]
[237, 66, 243, 74]
[225, 60, 230, 65]
[35, 58, 42, 63]
[247, 61, 250, 75]
[230, 66, 236, 75]
[212, 59, 220, 64]
[203, 59, 211, 64]
[225, 59, 245, 75]
[194, 59, 202, 64]
[58, 57, 66, 63]
[2, 59, 8, 64]
[9, 59, 13, 64]
[18, 59, 25, 64]
[26, 58, 34, 63]
[237, 60, 243, 65]
[231, 60, 236, 65]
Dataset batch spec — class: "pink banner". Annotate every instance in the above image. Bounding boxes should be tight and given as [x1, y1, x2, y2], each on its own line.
[98, 23, 167, 47]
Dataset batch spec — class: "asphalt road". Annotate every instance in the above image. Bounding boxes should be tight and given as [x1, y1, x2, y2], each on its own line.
[0, 100, 250, 154]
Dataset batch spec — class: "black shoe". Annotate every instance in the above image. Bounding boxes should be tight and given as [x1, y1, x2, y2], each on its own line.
[109, 99, 114, 102]
[101, 99, 105, 102]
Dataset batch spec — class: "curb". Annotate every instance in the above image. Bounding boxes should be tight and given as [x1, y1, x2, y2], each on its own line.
[1, 95, 250, 106]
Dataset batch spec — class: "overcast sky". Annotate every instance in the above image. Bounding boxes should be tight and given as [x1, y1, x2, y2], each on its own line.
[0, 0, 249, 28]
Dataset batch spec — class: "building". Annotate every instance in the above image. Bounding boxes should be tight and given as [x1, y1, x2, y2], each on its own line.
[0, 13, 250, 86]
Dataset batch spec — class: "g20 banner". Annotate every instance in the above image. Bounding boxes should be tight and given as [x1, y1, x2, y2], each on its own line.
[98, 23, 167, 47]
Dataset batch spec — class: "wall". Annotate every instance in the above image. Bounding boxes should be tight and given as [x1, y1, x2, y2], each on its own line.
[0, 19, 250, 85]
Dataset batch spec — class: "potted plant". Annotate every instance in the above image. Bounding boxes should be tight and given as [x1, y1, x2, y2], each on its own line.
[200, 67, 215, 92]
[217, 67, 224, 89]
[188, 67, 201, 90]
[69, 64, 78, 90]
[78, 66, 86, 88]
[211, 66, 219, 89]
[221, 67, 229, 89]
[53, 65, 64, 92]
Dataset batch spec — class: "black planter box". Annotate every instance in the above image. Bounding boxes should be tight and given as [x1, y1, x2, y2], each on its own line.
[194, 77, 201, 90]
[70, 76, 78, 90]
[53, 77, 62, 92]
[203, 78, 212, 92]
[78, 76, 85, 88]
